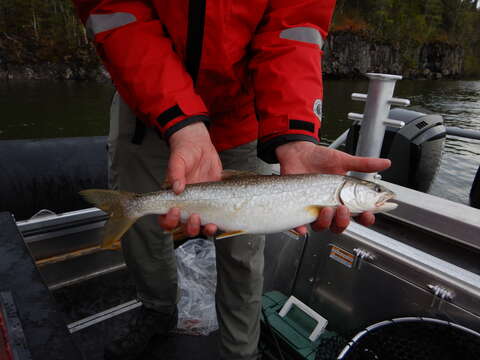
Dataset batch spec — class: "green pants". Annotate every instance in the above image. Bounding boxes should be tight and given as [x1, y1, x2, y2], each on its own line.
[108, 92, 271, 360]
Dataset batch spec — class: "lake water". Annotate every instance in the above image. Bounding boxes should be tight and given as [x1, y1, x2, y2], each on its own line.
[1, 79, 479, 206]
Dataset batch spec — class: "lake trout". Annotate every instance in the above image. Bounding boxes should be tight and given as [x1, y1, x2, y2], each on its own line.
[80, 172, 397, 249]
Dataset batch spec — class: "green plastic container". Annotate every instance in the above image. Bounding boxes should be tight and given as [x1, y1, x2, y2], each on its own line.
[261, 291, 332, 360]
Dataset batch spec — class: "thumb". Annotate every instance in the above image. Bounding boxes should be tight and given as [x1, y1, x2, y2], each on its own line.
[343, 154, 391, 174]
[167, 154, 186, 194]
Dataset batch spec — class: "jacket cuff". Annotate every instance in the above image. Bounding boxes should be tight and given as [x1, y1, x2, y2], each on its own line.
[162, 115, 210, 141]
[153, 104, 209, 140]
[257, 134, 319, 164]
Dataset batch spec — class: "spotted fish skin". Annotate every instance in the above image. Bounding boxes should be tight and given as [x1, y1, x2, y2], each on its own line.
[80, 174, 396, 249]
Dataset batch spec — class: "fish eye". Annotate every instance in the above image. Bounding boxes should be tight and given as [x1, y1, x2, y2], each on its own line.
[374, 185, 382, 193]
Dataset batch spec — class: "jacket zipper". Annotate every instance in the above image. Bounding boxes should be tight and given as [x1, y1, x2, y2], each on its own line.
[185, 0, 207, 85]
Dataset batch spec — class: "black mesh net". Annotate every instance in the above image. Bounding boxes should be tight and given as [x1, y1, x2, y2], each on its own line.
[339, 319, 480, 360]
[314, 332, 349, 360]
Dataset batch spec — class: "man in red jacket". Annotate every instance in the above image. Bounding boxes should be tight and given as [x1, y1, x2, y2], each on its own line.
[74, 1, 390, 359]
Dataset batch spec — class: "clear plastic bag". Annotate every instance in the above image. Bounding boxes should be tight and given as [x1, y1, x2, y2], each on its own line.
[175, 238, 218, 335]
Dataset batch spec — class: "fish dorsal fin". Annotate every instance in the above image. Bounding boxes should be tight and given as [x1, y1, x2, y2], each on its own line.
[160, 179, 173, 190]
[221, 170, 257, 180]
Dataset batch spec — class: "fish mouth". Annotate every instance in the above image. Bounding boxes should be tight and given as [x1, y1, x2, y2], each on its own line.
[376, 202, 398, 211]
[375, 193, 397, 210]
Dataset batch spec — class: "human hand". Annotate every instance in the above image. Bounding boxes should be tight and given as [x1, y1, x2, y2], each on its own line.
[276, 141, 391, 234]
[158, 122, 222, 237]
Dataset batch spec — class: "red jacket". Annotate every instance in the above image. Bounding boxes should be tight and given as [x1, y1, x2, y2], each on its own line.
[74, 0, 336, 163]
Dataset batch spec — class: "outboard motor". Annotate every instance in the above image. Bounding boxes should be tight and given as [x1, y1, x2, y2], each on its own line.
[346, 108, 446, 192]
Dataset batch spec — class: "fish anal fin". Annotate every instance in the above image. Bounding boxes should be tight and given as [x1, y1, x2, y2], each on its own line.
[169, 227, 248, 242]
[103, 242, 122, 251]
[215, 230, 247, 240]
[170, 226, 188, 242]
[221, 170, 256, 180]
[305, 205, 324, 218]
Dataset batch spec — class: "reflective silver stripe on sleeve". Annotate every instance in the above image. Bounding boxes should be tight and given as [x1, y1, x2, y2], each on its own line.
[86, 13, 137, 39]
[279, 27, 324, 48]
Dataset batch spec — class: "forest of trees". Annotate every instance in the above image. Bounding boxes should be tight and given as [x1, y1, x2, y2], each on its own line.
[0, 0, 479, 78]
[0, 0, 96, 71]
[332, 0, 480, 76]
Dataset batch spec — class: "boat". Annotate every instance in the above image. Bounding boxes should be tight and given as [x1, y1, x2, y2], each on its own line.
[1, 73, 479, 359]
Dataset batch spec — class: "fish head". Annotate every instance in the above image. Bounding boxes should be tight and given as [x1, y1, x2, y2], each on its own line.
[339, 179, 397, 214]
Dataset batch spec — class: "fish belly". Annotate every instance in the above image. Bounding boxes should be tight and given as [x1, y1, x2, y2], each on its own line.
[176, 191, 325, 234]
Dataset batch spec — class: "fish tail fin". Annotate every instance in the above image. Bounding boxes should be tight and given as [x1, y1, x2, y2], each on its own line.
[80, 189, 139, 249]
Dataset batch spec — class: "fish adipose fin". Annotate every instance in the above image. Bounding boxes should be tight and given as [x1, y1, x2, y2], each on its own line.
[80, 189, 139, 250]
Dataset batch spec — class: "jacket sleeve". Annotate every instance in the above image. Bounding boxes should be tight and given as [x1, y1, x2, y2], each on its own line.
[249, 0, 336, 163]
[73, 0, 208, 140]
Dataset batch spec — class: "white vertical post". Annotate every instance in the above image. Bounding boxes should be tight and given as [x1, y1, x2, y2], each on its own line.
[349, 73, 407, 181]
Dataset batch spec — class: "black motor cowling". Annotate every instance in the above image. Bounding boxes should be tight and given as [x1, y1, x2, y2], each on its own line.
[470, 166, 480, 209]
[346, 108, 446, 192]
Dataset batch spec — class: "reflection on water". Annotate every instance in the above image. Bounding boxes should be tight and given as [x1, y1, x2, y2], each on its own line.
[397, 80, 480, 205]
[0, 80, 113, 139]
[444, 137, 480, 157]
[0, 79, 479, 206]
[429, 152, 479, 204]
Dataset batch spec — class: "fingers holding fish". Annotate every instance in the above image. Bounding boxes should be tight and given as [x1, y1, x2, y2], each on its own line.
[203, 223, 218, 237]
[294, 225, 308, 236]
[309, 207, 374, 234]
[311, 207, 335, 232]
[329, 206, 350, 233]
[310, 205, 350, 234]
[158, 209, 218, 238]
[186, 213, 201, 237]
[158, 207, 181, 230]
[354, 211, 375, 227]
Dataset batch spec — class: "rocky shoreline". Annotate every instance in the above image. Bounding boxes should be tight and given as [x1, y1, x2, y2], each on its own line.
[0, 62, 111, 82]
[323, 31, 464, 80]
[0, 32, 467, 82]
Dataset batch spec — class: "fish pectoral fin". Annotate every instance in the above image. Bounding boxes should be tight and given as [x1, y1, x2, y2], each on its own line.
[99, 215, 136, 249]
[215, 230, 247, 240]
[221, 170, 257, 180]
[305, 205, 324, 218]
[288, 229, 302, 237]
